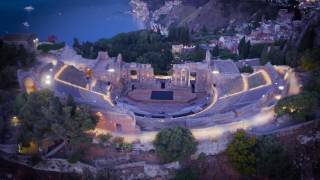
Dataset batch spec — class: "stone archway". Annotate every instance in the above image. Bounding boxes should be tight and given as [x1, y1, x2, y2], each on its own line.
[23, 77, 37, 94]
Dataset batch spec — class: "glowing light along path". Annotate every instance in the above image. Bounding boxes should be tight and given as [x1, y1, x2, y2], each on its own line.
[220, 70, 273, 100]
[180, 69, 273, 117]
[94, 106, 275, 143]
[74, 65, 277, 143]
[129, 70, 274, 142]
[54, 65, 115, 107]
[185, 85, 218, 117]
[94, 70, 277, 143]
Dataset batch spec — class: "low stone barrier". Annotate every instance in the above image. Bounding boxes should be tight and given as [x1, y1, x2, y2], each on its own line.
[249, 119, 320, 136]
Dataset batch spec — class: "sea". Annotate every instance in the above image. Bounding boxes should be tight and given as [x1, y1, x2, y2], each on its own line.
[0, 0, 142, 44]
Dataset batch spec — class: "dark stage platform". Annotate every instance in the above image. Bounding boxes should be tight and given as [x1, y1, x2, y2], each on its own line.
[150, 91, 174, 100]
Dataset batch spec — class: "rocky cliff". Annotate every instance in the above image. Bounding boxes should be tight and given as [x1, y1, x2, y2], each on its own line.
[131, 0, 278, 31]
[289, 10, 320, 51]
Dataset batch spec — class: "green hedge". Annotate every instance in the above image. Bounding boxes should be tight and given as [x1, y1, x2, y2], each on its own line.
[239, 65, 254, 73]
[37, 42, 65, 52]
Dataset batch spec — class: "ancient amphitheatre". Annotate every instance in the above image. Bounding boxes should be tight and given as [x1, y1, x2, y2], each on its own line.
[18, 46, 300, 143]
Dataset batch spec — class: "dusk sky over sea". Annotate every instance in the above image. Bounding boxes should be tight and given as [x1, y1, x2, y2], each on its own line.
[0, 0, 141, 44]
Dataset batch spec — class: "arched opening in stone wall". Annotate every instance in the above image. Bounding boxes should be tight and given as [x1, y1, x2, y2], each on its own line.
[130, 70, 138, 80]
[116, 123, 122, 132]
[191, 83, 195, 93]
[161, 81, 165, 89]
[24, 77, 37, 94]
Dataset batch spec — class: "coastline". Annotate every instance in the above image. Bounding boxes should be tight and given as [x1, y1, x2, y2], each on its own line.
[129, 0, 178, 35]
[130, 0, 150, 26]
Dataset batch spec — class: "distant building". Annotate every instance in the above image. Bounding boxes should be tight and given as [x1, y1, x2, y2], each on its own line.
[217, 36, 240, 54]
[0, 33, 39, 51]
[172, 44, 196, 54]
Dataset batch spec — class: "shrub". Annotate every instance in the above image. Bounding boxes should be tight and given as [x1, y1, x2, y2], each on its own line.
[98, 133, 112, 143]
[30, 154, 42, 165]
[96, 168, 113, 180]
[256, 135, 297, 179]
[37, 42, 65, 52]
[73, 30, 174, 73]
[249, 43, 268, 58]
[219, 48, 240, 60]
[122, 143, 133, 151]
[239, 65, 254, 73]
[153, 127, 197, 162]
[275, 92, 318, 121]
[197, 152, 206, 161]
[299, 48, 320, 72]
[68, 150, 83, 164]
[304, 72, 320, 96]
[174, 167, 200, 180]
[227, 130, 257, 174]
[112, 137, 124, 145]
[112, 137, 132, 151]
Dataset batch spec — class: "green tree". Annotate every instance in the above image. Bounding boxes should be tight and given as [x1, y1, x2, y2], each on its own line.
[0, 116, 7, 141]
[174, 167, 200, 180]
[201, 25, 208, 35]
[256, 136, 296, 179]
[96, 168, 113, 180]
[245, 40, 251, 58]
[180, 46, 206, 62]
[219, 48, 239, 60]
[298, 28, 315, 52]
[227, 129, 257, 174]
[0, 42, 35, 89]
[211, 45, 220, 57]
[239, 65, 254, 73]
[137, 51, 172, 75]
[98, 133, 112, 143]
[154, 127, 197, 162]
[260, 46, 285, 65]
[64, 105, 98, 145]
[238, 37, 246, 56]
[37, 42, 65, 53]
[18, 89, 62, 147]
[285, 47, 299, 67]
[74, 30, 174, 74]
[238, 37, 250, 59]
[305, 72, 320, 95]
[299, 48, 320, 72]
[260, 46, 270, 65]
[73, 38, 81, 52]
[168, 26, 190, 44]
[248, 43, 267, 58]
[17, 89, 98, 151]
[67, 94, 76, 116]
[275, 92, 318, 121]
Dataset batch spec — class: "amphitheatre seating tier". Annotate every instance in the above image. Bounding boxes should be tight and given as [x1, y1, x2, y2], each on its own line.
[55, 81, 82, 98]
[127, 89, 197, 103]
[211, 60, 240, 74]
[247, 72, 267, 89]
[135, 84, 275, 131]
[120, 91, 208, 115]
[198, 93, 243, 117]
[55, 80, 114, 109]
[58, 66, 87, 88]
[238, 85, 272, 104]
[256, 65, 282, 83]
[217, 76, 244, 96]
[167, 84, 272, 120]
